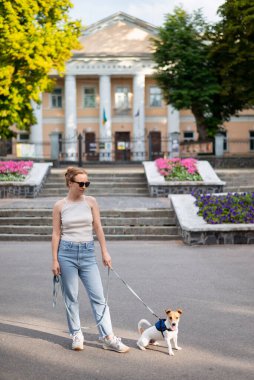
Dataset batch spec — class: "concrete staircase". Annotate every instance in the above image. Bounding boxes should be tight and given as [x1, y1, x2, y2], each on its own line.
[0, 208, 180, 241]
[39, 171, 149, 197]
[216, 169, 254, 193]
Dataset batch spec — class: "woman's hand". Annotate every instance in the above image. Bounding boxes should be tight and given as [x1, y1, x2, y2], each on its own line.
[102, 251, 112, 268]
[52, 260, 61, 276]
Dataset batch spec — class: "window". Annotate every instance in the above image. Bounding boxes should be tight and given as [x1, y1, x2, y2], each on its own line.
[17, 132, 29, 141]
[51, 88, 62, 108]
[183, 131, 194, 142]
[84, 87, 96, 108]
[115, 87, 130, 112]
[250, 131, 254, 151]
[149, 86, 162, 107]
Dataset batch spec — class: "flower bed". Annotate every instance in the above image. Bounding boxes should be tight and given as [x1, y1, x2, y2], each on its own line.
[143, 160, 225, 197]
[0, 161, 33, 182]
[155, 158, 202, 181]
[193, 192, 254, 224]
[171, 194, 254, 245]
[0, 162, 52, 198]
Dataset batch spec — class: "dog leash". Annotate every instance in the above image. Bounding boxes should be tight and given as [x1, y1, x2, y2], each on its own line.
[53, 267, 160, 328]
[110, 268, 160, 320]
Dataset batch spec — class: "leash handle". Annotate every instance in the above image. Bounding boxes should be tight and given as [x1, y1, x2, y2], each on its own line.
[53, 275, 60, 308]
[111, 267, 160, 320]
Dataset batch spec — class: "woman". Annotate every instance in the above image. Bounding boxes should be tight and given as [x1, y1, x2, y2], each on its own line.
[51, 166, 129, 353]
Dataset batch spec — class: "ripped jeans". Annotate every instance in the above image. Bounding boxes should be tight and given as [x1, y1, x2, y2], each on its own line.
[58, 240, 113, 338]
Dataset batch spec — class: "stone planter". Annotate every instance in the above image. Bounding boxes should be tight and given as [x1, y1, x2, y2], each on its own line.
[143, 160, 225, 197]
[171, 194, 254, 245]
[0, 163, 52, 198]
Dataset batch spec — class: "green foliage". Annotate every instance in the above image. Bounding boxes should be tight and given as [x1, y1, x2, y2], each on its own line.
[210, 0, 254, 113]
[165, 165, 202, 181]
[153, 7, 221, 141]
[153, 4, 254, 141]
[0, 173, 25, 181]
[0, 0, 81, 139]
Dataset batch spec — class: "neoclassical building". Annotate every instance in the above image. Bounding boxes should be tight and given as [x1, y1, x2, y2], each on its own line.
[15, 12, 254, 161]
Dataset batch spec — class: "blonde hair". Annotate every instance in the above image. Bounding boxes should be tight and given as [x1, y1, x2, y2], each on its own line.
[65, 167, 88, 186]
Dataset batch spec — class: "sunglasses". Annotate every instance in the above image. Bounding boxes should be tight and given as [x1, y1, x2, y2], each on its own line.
[72, 181, 90, 188]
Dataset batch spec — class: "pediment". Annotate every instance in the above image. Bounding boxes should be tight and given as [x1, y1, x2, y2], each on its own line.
[74, 12, 158, 57]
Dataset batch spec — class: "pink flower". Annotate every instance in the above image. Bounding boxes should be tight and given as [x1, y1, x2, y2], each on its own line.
[155, 158, 169, 169]
[0, 161, 33, 176]
[154, 157, 199, 178]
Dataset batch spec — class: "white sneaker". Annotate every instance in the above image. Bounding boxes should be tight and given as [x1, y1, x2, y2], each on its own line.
[72, 331, 84, 351]
[102, 336, 130, 353]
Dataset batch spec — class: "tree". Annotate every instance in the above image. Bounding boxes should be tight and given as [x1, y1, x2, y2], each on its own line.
[210, 0, 254, 113]
[0, 0, 81, 139]
[153, 7, 222, 141]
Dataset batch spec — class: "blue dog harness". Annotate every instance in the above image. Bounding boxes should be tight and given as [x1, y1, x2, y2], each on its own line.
[155, 319, 173, 337]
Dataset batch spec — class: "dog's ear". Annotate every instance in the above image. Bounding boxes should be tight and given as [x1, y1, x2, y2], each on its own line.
[177, 309, 183, 315]
[165, 309, 171, 314]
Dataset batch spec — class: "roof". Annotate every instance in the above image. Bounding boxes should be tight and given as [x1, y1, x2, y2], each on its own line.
[73, 12, 158, 58]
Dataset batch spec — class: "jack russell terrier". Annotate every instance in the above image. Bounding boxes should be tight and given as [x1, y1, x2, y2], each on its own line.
[137, 309, 183, 356]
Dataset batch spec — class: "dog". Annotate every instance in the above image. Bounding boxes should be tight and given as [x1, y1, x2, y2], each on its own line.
[137, 309, 183, 356]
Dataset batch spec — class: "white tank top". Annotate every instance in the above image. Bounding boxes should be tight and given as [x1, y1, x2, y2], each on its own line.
[61, 197, 93, 242]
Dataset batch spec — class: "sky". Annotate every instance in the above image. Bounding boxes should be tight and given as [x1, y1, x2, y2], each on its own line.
[69, 0, 225, 27]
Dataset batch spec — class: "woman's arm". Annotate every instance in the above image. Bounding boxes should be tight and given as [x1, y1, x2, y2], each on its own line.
[90, 197, 112, 268]
[51, 201, 62, 275]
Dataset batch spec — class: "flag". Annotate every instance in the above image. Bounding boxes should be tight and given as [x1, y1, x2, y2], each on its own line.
[102, 108, 107, 125]
[135, 109, 140, 117]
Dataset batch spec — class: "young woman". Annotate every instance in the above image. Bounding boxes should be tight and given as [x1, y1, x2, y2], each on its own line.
[51, 166, 129, 353]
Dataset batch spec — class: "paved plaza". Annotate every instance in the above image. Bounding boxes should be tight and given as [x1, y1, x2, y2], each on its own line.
[0, 240, 253, 380]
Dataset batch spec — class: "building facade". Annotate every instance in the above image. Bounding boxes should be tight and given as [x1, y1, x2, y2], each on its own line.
[12, 12, 254, 161]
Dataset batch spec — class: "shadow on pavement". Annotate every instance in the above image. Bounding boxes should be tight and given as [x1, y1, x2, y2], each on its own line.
[0, 322, 139, 352]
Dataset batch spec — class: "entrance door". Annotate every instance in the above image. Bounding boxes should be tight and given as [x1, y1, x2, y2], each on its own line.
[85, 132, 98, 161]
[149, 131, 161, 160]
[115, 132, 131, 161]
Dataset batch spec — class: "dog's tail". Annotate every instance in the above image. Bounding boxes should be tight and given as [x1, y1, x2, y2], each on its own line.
[138, 319, 152, 335]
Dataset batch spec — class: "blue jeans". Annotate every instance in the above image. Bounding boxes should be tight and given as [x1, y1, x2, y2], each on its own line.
[58, 240, 113, 338]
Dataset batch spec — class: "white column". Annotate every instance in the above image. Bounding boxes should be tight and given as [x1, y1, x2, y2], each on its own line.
[133, 74, 145, 161]
[167, 105, 180, 157]
[31, 94, 43, 158]
[99, 75, 112, 161]
[65, 75, 77, 160]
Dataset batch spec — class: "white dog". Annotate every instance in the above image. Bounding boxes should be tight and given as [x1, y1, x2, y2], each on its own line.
[137, 309, 183, 356]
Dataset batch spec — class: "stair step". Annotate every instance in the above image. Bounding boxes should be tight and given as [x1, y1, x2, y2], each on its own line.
[104, 234, 180, 240]
[0, 225, 178, 235]
[0, 209, 173, 217]
[46, 177, 147, 182]
[44, 182, 147, 188]
[48, 173, 146, 177]
[0, 234, 180, 241]
[46, 178, 146, 183]
[39, 192, 149, 197]
[102, 226, 178, 235]
[224, 187, 254, 192]
[0, 216, 176, 226]
[40, 188, 148, 194]
[102, 217, 176, 226]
